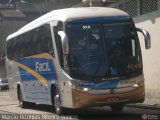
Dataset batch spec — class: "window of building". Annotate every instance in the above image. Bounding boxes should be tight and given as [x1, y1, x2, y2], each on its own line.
[125, 0, 138, 17]
[109, 0, 158, 17]
[118, 0, 138, 17]
[140, 0, 158, 15]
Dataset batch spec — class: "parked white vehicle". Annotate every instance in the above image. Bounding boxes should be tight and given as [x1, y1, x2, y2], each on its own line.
[0, 78, 9, 91]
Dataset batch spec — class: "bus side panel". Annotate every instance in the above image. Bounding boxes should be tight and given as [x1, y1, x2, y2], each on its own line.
[59, 73, 74, 108]
[14, 54, 58, 104]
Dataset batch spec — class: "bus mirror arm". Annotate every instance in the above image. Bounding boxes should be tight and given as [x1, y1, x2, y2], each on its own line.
[136, 28, 151, 49]
[58, 31, 69, 54]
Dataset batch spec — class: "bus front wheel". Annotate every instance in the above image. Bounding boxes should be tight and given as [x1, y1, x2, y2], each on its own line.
[110, 104, 124, 112]
[53, 90, 64, 115]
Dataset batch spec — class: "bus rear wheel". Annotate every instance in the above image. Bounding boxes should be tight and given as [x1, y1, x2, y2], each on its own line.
[18, 88, 28, 108]
[110, 104, 124, 112]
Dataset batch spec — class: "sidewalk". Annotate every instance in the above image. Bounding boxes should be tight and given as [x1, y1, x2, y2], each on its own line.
[126, 103, 160, 111]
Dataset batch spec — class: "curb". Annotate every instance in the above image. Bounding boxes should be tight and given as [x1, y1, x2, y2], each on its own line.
[125, 104, 160, 111]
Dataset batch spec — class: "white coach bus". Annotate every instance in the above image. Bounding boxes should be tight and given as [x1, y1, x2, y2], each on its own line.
[5, 7, 151, 114]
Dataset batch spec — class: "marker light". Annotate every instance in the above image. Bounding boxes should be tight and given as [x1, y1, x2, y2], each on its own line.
[83, 88, 89, 92]
[133, 83, 139, 88]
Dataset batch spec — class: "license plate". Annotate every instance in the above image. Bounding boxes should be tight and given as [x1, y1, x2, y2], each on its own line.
[106, 97, 119, 102]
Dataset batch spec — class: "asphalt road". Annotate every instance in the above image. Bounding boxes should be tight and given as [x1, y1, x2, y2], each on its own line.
[0, 91, 159, 120]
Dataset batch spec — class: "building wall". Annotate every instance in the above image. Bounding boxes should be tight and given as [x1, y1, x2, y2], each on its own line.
[133, 3, 160, 105]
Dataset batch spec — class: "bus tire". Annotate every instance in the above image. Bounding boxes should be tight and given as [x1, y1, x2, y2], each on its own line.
[51, 87, 64, 115]
[110, 104, 124, 112]
[54, 90, 64, 115]
[18, 87, 28, 108]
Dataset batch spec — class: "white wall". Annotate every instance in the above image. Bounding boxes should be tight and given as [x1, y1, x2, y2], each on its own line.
[134, 6, 160, 104]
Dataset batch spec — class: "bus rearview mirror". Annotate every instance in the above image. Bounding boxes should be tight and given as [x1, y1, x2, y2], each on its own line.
[58, 31, 69, 54]
[136, 28, 151, 49]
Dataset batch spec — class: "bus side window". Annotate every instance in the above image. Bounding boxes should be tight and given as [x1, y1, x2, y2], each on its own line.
[23, 31, 32, 57]
[30, 30, 38, 55]
[7, 39, 13, 60]
[17, 35, 25, 58]
[33, 24, 54, 56]
[33, 28, 42, 54]
[7, 36, 22, 60]
[13, 38, 18, 59]
[7, 24, 55, 59]
[46, 25, 54, 55]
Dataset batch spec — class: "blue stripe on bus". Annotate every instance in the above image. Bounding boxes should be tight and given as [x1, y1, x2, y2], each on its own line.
[16, 58, 57, 82]
[80, 80, 119, 89]
[70, 16, 131, 23]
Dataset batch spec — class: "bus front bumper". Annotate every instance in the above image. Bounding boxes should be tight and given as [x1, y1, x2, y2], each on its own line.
[72, 86, 145, 108]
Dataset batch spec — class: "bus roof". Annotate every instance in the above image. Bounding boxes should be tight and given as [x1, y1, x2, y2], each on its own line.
[7, 7, 130, 41]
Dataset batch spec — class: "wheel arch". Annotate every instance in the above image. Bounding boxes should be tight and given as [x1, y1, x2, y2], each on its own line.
[50, 83, 61, 104]
[17, 82, 21, 100]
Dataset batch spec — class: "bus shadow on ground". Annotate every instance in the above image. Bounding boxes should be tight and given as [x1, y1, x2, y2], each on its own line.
[19, 104, 141, 120]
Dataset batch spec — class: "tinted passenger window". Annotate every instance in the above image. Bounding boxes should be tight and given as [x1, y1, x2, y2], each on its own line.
[7, 24, 54, 60]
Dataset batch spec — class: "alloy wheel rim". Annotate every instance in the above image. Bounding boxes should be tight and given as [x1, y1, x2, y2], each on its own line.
[54, 94, 60, 113]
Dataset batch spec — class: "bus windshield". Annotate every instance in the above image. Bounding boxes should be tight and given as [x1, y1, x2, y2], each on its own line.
[66, 22, 142, 80]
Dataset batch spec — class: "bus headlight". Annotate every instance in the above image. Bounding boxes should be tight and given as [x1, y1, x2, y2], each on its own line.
[77, 86, 91, 92]
[67, 80, 91, 92]
[133, 80, 144, 88]
[133, 83, 139, 88]
[83, 87, 90, 92]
